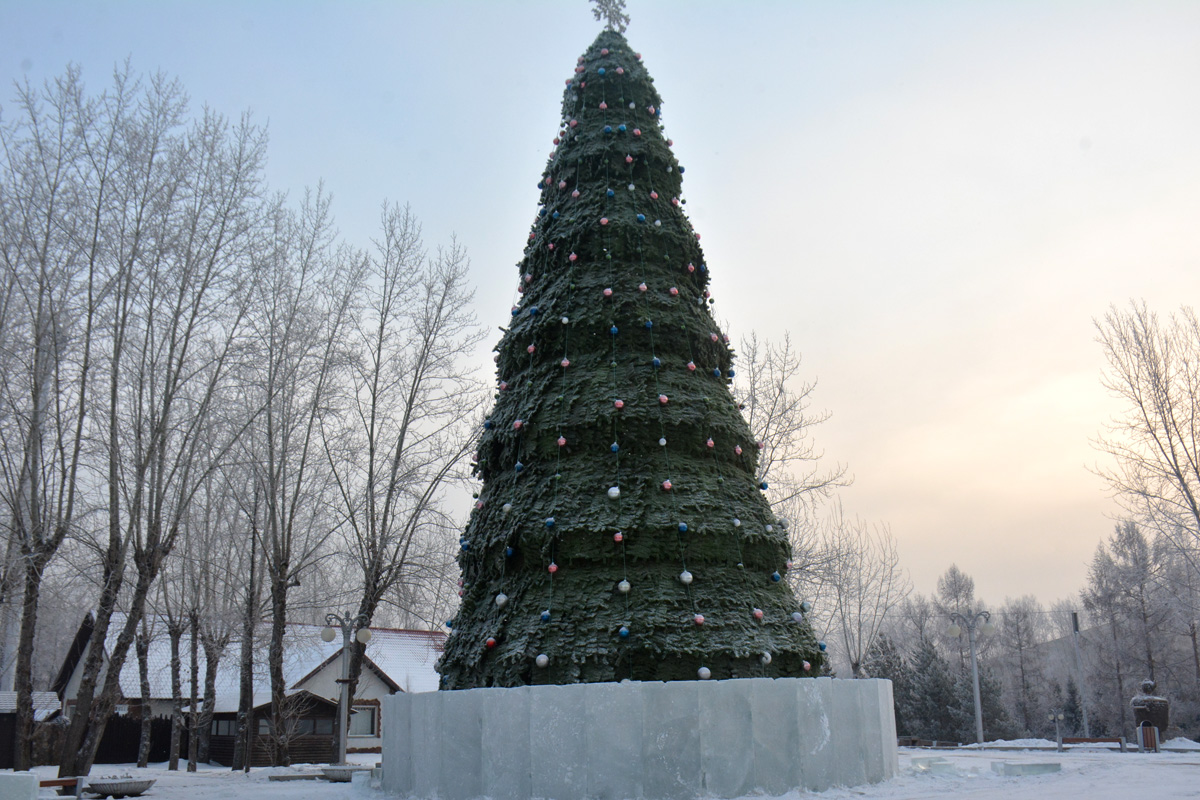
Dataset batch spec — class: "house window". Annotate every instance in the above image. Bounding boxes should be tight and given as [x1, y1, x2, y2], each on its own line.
[348, 705, 377, 737]
[257, 718, 271, 735]
[211, 719, 237, 736]
[315, 718, 333, 735]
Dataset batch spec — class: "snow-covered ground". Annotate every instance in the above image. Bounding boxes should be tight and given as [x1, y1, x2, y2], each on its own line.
[24, 744, 1200, 799]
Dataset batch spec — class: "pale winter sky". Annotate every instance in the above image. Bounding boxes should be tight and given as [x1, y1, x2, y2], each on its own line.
[4, 1, 1199, 606]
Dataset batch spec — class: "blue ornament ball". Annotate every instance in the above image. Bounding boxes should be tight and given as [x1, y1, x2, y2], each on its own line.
[644, 320, 653, 329]
[610, 325, 619, 335]
[552, 211, 560, 219]
[610, 442, 620, 453]
[607, 188, 615, 197]
[511, 308, 519, 317]
[618, 124, 627, 132]
[818, 641, 827, 651]
[445, 621, 453, 628]
[618, 626, 630, 638]
[636, 213, 645, 223]
[760, 481, 769, 490]
[529, 306, 539, 315]
[713, 369, 722, 377]
[541, 610, 551, 621]
[604, 125, 613, 134]
[545, 516, 556, 528]
[514, 461, 524, 472]
[678, 522, 688, 533]
[598, 67, 606, 75]
[483, 420, 493, 429]
[728, 369, 735, 377]
[505, 547, 514, 557]
[771, 571, 781, 582]
[652, 357, 661, 368]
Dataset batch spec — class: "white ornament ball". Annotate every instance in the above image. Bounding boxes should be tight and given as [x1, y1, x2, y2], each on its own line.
[792, 611, 805, 623]
[502, 503, 513, 514]
[495, 593, 508, 607]
[697, 667, 712, 680]
[733, 518, 741, 527]
[761, 652, 773, 665]
[608, 486, 621, 500]
[659, 437, 667, 446]
[765, 524, 774, 533]
[535, 654, 550, 668]
[618, 580, 631, 594]
[679, 570, 693, 585]
[561, 316, 569, 325]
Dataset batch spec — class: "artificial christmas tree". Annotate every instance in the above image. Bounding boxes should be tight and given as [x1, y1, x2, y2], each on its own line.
[438, 29, 824, 689]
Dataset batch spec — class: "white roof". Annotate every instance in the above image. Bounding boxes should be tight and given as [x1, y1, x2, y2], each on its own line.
[80, 614, 444, 713]
[0, 691, 60, 720]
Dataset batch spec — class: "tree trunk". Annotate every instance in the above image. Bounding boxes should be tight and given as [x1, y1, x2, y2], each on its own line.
[187, 611, 200, 771]
[169, 623, 183, 771]
[136, 626, 152, 768]
[268, 571, 290, 766]
[12, 551, 48, 770]
[1191, 620, 1200, 686]
[198, 633, 224, 764]
[232, 520, 257, 772]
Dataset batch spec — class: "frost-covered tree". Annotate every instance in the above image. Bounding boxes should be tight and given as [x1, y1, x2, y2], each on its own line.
[590, 0, 630, 33]
[438, 30, 824, 687]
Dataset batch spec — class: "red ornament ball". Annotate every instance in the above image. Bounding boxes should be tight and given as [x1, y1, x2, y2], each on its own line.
[600, 217, 609, 226]
[669, 287, 679, 296]
[658, 394, 669, 404]
[486, 637, 497, 649]
[650, 191, 659, 200]
[613, 532, 623, 542]
[548, 562, 558, 574]
[569, 252, 578, 261]
[633, 128, 641, 137]
[614, 399, 624, 409]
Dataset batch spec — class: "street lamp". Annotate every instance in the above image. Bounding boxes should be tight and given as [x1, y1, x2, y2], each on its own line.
[322, 612, 372, 765]
[1048, 711, 1065, 751]
[947, 609, 994, 744]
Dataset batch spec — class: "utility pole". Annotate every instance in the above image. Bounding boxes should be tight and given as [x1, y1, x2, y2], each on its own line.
[948, 609, 994, 744]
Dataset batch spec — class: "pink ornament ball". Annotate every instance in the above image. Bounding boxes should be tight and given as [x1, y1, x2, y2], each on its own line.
[658, 394, 669, 404]
[625, 154, 633, 164]
[616, 67, 624, 74]
[499, 381, 508, 391]
[734, 445, 743, 455]
[569, 252, 578, 262]
[548, 243, 555, 250]
[662, 480, 672, 491]
[600, 217, 609, 225]
[614, 399, 624, 409]
[687, 361, 696, 371]
[635, 53, 642, 60]
[560, 358, 570, 368]
[548, 562, 558, 574]
[710, 332, 719, 343]
[569, 119, 579, 128]
[572, 189, 581, 198]
[633, 128, 641, 137]
[672, 197, 681, 206]
[667, 139, 673, 146]
[650, 191, 659, 200]
[558, 180, 567, 189]
[603, 287, 613, 297]
[524, 273, 533, 283]
[475, 500, 485, 510]
[757, 441, 765, 450]
[687, 263, 695, 273]
[557, 436, 566, 447]
[599, 101, 607, 110]
[669, 287, 679, 296]
[695, 232, 701, 240]
[529, 232, 536, 241]
[694, 614, 705, 626]
[753, 608, 764, 620]
[803, 660, 812, 671]
[706, 438, 714, 448]
[513, 419, 523, 430]
[647, 106, 655, 114]
[544, 177, 552, 186]
[580, 82, 586, 88]
[601, 48, 610, 55]
[723, 334, 730, 343]
[613, 531, 624, 542]
[638, 282, 647, 292]
[527, 344, 536, 354]
[517, 285, 525, 294]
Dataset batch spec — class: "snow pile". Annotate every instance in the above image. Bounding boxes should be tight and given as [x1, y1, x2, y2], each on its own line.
[961, 737, 1057, 749]
[1162, 736, 1200, 750]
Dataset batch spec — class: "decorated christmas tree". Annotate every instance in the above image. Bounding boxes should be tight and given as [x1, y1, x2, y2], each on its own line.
[438, 28, 825, 688]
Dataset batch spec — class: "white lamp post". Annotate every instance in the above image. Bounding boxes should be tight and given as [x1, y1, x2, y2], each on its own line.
[1048, 711, 1065, 751]
[322, 612, 371, 765]
[947, 609, 994, 744]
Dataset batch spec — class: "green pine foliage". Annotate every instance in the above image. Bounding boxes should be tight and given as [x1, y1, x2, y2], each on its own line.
[863, 634, 914, 736]
[437, 30, 824, 689]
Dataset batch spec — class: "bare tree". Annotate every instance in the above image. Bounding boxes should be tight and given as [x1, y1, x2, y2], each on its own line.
[245, 188, 363, 765]
[325, 204, 483, 702]
[60, 89, 269, 777]
[997, 595, 1048, 733]
[1096, 302, 1200, 554]
[818, 501, 910, 677]
[0, 66, 112, 769]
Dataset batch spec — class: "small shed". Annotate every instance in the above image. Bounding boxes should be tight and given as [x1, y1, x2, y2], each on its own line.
[0, 692, 61, 769]
[207, 690, 337, 767]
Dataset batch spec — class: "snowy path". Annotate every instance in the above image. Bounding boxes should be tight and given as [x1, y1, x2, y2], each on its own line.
[26, 747, 1200, 799]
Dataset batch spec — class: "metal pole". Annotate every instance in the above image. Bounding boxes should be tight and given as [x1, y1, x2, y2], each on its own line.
[967, 621, 984, 744]
[1071, 611, 1091, 737]
[338, 621, 350, 765]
